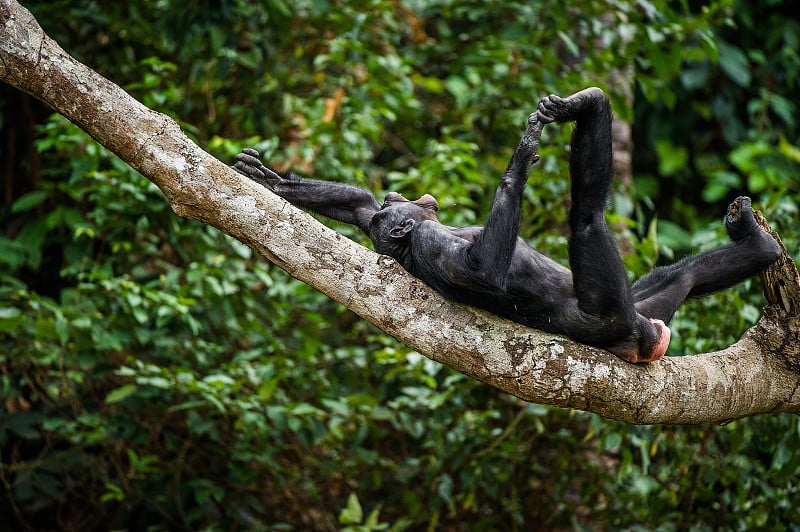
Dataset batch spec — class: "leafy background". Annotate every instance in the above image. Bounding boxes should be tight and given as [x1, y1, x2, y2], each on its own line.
[1, 0, 799, 529]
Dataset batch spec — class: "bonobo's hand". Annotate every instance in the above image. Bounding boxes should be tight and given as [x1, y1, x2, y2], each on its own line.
[232, 148, 283, 189]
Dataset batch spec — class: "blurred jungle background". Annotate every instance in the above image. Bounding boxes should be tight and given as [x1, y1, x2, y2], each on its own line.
[1, 0, 799, 529]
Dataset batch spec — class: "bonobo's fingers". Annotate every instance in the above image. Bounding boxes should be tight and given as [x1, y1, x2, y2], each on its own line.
[537, 87, 606, 124]
[233, 149, 266, 180]
[236, 148, 261, 163]
[523, 112, 544, 163]
[233, 149, 285, 189]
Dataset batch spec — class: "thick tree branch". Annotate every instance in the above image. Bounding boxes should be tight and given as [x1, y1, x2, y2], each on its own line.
[2, 0, 799, 424]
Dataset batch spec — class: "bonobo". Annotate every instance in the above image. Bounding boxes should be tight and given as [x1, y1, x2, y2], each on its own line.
[233, 87, 780, 363]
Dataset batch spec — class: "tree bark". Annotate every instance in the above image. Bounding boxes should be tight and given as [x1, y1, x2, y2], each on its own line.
[2, 0, 799, 424]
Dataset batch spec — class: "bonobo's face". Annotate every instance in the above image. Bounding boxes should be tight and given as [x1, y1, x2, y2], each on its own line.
[369, 192, 440, 255]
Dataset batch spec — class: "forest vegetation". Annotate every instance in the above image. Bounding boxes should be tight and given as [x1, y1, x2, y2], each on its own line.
[2, 0, 799, 529]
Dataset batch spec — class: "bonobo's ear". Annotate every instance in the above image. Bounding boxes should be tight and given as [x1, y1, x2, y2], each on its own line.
[389, 219, 415, 239]
[413, 194, 439, 213]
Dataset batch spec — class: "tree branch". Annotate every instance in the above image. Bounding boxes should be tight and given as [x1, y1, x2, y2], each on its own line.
[2, 0, 799, 423]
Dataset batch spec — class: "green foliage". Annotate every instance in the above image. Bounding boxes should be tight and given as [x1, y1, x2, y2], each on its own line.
[2, 0, 799, 530]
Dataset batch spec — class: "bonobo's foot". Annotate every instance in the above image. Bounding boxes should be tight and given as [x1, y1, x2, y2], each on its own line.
[522, 112, 544, 164]
[537, 87, 607, 124]
[233, 148, 283, 188]
[725, 196, 763, 241]
[724, 196, 781, 267]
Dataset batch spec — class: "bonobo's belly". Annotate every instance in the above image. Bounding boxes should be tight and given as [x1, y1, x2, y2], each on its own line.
[410, 224, 576, 332]
[493, 245, 575, 330]
[444, 233, 574, 329]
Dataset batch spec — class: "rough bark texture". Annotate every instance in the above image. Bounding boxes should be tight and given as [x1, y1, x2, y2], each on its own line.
[2, 0, 799, 424]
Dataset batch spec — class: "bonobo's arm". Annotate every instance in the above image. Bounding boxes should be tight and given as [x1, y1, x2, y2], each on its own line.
[233, 149, 380, 234]
[463, 113, 543, 281]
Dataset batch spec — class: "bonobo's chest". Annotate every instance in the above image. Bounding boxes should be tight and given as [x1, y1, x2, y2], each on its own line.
[406, 221, 572, 303]
[408, 222, 477, 263]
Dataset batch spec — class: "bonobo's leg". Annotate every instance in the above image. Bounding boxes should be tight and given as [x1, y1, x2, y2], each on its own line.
[538, 89, 628, 312]
[233, 149, 380, 233]
[538, 88, 668, 363]
[631, 196, 780, 322]
[465, 113, 543, 281]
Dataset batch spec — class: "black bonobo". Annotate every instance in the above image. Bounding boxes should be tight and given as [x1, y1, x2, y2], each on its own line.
[233, 87, 780, 363]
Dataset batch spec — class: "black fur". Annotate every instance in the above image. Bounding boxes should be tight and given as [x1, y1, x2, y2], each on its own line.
[234, 88, 780, 363]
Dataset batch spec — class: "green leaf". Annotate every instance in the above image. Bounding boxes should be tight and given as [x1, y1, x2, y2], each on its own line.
[291, 402, 325, 416]
[101, 483, 126, 503]
[437, 473, 454, 504]
[779, 136, 800, 163]
[654, 139, 688, 176]
[105, 384, 138, 404]
[657, 220, 693, 250]
[11, 190, 48, 213]
[717, 40, 751, 88]
[444, 76, 469, 107]
[0, 307, 28, 334]
[557, 30, 580, 57]
[364, 507, 386, 530]
[702, 171, 741, 203]
[339, 493, 364, 525]
[604, 432, 623, 451]
[0, 307, 22, 320]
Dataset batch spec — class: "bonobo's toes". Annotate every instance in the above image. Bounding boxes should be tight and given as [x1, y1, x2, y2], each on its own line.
[724, 196, 781, 267]
[537, 87, 606, 124]
[536, 94, 564, 124]
[725, 196, 758, 241]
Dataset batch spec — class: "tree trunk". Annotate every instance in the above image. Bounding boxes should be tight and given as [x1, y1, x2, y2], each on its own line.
[2, 0, 799, 424]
